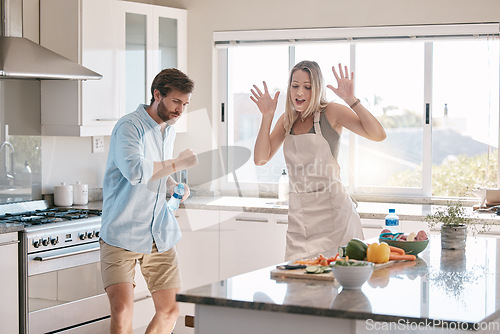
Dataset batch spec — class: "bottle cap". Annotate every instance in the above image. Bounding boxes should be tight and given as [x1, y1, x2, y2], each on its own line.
[177, 183, 184, 189]
[282, 169, 286, 175]
[389, 209, 395, 213]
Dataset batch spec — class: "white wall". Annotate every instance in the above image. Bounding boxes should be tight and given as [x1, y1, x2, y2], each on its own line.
[41, 136, 109, 193]
[40, 0, 500, 193]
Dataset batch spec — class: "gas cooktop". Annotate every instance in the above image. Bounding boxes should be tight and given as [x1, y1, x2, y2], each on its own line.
[0, 207, 102, 226]
[0, 200, 102, 229]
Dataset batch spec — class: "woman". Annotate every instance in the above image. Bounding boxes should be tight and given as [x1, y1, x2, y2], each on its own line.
[251, 61, 386, 261]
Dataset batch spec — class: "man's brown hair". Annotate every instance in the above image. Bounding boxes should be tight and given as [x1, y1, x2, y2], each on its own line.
[150, 68, 194, 104]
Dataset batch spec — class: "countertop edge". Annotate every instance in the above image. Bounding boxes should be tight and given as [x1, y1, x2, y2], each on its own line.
[175, 292, 491, 327]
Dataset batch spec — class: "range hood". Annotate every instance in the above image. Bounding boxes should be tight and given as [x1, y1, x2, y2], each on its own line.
[0, 0, 101, 80]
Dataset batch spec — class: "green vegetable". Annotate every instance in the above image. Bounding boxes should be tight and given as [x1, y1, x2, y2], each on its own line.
[305, 265, 331, 274]
[333, 260, 370, 267]
[338, 246, 346, 257]
[345, 238, 368, 260]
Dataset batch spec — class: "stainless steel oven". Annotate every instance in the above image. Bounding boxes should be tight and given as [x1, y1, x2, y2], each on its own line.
[22, 220, 109, 334]
[0, 201, 109, 334]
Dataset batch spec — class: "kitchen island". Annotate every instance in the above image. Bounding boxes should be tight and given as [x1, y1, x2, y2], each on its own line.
[177, 235, 500, 333]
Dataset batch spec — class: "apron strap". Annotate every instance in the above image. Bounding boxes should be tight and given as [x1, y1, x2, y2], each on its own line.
[313, 112, 322, 135]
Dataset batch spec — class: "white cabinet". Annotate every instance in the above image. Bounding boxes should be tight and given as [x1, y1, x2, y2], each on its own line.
[40, 0, 121, 136]
[0, 232, 19, 334]
[174, 209, 219, 334]
[176, 209, 220, 290]
[116, 1, 188, 132]
[40, 0, 187, 136]
[360, 218, 385, 240]
[400, 220, 431, 235]
[219, 211, 288, 280]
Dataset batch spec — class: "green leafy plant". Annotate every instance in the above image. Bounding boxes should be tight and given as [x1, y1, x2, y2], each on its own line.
[425, 201, 468, 227]
[424, 201, 493, 234]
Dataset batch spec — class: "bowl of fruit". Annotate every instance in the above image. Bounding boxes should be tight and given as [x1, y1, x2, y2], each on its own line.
[379, 230, 429, 256]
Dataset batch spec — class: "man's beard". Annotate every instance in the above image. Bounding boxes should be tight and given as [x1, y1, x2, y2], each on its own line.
[157, 101, 180, 124]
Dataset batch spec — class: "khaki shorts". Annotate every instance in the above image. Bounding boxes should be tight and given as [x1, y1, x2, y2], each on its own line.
[99, 239, 181, 294]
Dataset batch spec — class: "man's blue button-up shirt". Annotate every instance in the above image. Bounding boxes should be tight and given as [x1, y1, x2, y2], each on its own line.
[101, 104, 182, 253]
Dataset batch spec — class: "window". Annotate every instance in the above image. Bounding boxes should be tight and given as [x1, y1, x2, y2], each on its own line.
[216, 24, 500, 199]
[223, 45, 289, 187]
[431, 39, 499, 197]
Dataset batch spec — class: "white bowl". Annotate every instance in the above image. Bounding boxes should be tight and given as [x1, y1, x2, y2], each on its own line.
[331, 261, 374, 289]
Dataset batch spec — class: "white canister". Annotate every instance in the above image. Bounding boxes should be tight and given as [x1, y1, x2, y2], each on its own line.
[54, 182, 73, 207]
[73, 181, 89, 205]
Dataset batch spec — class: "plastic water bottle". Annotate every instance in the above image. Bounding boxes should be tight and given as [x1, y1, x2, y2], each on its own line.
[385, 209, 400, 234]
[21, 161, 32, 188]
[167, 183, 185, 211]
[278, 169, 289, 202]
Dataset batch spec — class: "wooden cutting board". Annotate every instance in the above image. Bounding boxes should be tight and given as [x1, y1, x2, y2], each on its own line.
[270, 268, 335, 281]
[270, 261, 400, 282]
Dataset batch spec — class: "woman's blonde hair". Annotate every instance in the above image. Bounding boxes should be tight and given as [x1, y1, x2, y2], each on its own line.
[283, 60, 329, 133]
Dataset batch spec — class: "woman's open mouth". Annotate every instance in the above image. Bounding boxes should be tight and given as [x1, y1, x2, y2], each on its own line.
[295, 98, 306, 106]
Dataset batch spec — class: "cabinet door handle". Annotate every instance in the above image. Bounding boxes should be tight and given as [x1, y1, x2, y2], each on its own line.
[361, 224, 384, 229]
[96, 118, 119, 121]
[134, 295, 152, 303]
[0, 240, 19, 247]
[425, 103, 430, 124]
[276, 220, 288, 224]
[236, 218, 268, 223]
[221, 103, 225, 122]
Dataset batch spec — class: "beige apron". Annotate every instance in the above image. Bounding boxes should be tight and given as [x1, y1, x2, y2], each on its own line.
[283, 111, 364, 261]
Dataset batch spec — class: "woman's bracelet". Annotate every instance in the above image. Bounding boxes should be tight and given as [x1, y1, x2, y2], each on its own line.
[349, 98, 360, 109]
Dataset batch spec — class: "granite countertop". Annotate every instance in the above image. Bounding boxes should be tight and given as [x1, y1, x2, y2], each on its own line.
[71, 201, 103, 211]
[176, 235, 500, 328]
[45, 195, 499, 225]
[0, 222, 24, 234]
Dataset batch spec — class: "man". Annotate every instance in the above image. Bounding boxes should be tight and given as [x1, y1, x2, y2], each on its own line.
[100, 68, 198, 333]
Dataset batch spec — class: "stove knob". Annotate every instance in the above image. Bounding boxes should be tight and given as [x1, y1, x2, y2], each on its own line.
[95, 231, 100, 238]
[33, 239, 41, 248]
[51, 237, 59, 245]
[87, 231, 95, 239]
[79, 233, 87, 240]
[42, 238, 49, 246]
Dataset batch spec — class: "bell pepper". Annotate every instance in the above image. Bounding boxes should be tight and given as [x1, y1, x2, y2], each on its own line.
[345, 238, 368, 260]
[366, 242, 390, 264]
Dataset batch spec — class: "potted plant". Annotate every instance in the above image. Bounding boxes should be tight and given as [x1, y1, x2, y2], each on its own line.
[424, 201, 488, 250]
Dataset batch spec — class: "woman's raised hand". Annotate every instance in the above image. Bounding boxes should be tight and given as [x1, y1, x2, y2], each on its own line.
[327, 63, 355, 101]
[250, 81, 280, 116]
